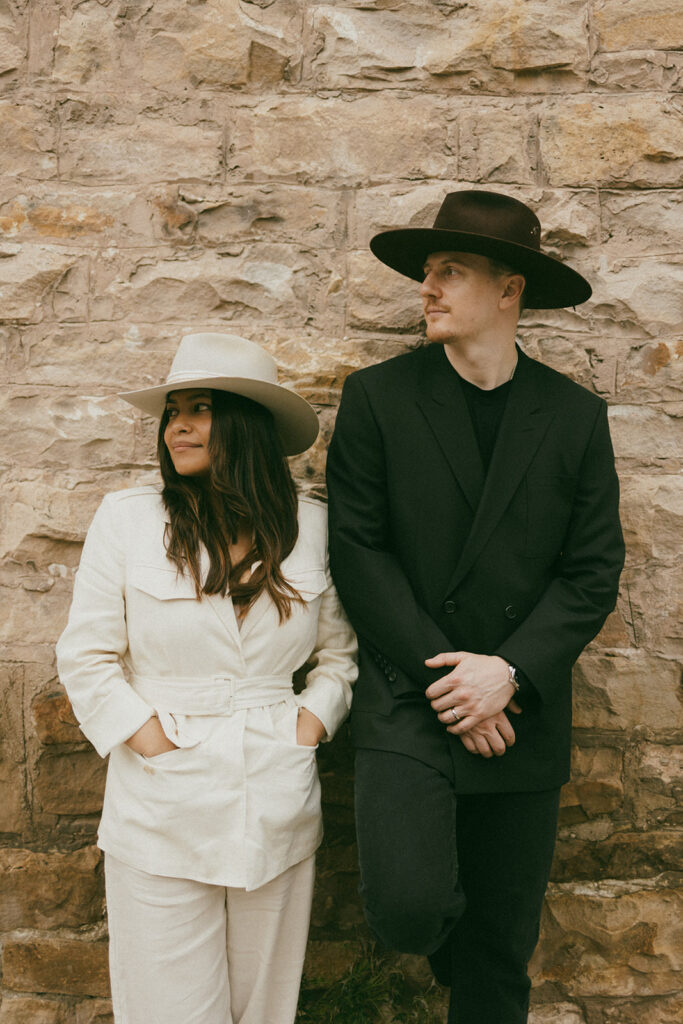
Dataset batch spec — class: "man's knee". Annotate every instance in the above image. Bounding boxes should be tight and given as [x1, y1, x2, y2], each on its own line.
[362, 890, 464, 956]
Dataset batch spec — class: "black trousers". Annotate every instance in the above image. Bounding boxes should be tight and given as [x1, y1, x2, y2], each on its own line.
[354, 750, 560, 1024]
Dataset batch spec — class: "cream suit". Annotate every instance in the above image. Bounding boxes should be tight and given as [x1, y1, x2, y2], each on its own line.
[57, 485, 358, 890]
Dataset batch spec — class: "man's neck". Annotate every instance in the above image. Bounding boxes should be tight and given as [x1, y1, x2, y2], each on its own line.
[442, 336, 519, 390]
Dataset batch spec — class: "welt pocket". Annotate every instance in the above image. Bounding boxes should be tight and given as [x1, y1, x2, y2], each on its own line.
[128, 564, 198, 601]
[286, 568, 328, 601]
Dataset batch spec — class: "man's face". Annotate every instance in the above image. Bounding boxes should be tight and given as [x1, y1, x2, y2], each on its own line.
[419, 251, 515, 345]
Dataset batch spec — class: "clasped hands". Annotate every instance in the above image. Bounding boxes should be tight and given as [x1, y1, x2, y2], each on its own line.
[424, 652, 522, 758]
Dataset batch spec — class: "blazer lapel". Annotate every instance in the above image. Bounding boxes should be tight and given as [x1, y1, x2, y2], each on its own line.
[445, 350, 555, 593]
[416, 345, 485, 512]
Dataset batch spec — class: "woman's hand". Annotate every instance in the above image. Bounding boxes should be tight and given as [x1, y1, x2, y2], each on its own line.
[125, 716, 179, 758]
[296, 708, 326, 747]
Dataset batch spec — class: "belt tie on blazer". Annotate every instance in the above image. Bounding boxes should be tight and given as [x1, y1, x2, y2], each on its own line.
[131, 674, 294, 716]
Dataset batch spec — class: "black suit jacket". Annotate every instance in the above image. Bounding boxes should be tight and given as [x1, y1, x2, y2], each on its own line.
[326, 344, 625, 793]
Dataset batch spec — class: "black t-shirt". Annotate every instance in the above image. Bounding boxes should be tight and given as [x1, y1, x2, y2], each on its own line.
[456, 372, 513, 471]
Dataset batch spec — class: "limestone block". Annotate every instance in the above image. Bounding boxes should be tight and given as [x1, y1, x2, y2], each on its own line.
[0, 996, 66, 1024]
[0, 187, 161, 247]
[0, 389, 138, 471]
[347, 249, 423, 331]
[622, 564, 682, 654]
[176, 185, 346, 250]
[532, 877, 682, 997]
[459, 108, 538, 184]
[89, 246, 341, 330]
[0, 3, 24, 77]
[32, 687, 82, 745]
[74, 1002, 113, 1024]
[600, 994, 683, 1023]
[589, 51, 683, 92]
[308, 1, 588, 87]
[33, 749, 106, 816]
[0, 102, 57, 181]
[3, 936, 110, 998]
[349, 182, 461, 249]
[553, 829, 681, 882]
[228, 95, 455, 185]
[539, 98, 683, 187]
[588, 256, 683, 335]
[618, 340, 683, 405]
[594, 0, 683, 52]
[0, 663, 29, 834]
[572, 653, 682, 732]
[561, 746, 624, 818]
[0, 846, 103, 929]
[0, 246, 87, 325]
[528, 1004, 586, 1024]
[608, 405, 681, 465]
[6, 323, 178, 389]
[618, 474, 683, 567]
[600, 190, 683, 254]
[629, 743, 682, 826]
[60, 118, 223, 186]
[53, 1, 127, 90]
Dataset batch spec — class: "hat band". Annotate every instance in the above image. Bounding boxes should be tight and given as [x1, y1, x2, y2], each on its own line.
[165, 369, 276, 386]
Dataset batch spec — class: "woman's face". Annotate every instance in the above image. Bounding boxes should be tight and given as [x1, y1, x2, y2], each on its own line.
[163, 389, 213, 477]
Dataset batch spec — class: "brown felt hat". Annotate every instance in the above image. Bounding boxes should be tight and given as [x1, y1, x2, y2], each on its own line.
[370, 190, 592, 309]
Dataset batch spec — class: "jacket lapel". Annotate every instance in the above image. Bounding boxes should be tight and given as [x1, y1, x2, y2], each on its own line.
[445, 349, 555, 593]
[416, 345, 485, 512]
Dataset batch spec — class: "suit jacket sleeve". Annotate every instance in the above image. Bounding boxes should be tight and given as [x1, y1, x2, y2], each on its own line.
[327, 371, 453, 694]
[495, 401, 624, 701]
[56, 496, 155, 757]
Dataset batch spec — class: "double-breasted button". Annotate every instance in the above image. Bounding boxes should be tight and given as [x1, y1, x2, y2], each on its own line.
[388, 671, 397, 682]
[504, 604, 517, 620]
[443, 600, 456, 615]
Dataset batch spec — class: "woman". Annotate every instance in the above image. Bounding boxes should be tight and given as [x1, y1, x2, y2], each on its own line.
[57, 332, 357, 1024]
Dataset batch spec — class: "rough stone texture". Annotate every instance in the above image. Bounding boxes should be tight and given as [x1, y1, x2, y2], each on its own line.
[1, 1, 681, 1021]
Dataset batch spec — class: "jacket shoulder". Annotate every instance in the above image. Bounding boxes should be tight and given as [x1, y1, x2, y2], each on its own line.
[348, 346, 424, 388]
[102, 484, 163, 506]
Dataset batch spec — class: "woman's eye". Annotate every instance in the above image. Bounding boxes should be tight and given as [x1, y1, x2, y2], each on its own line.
[166, 408, 177, 418]
[195, 402, 211, 412]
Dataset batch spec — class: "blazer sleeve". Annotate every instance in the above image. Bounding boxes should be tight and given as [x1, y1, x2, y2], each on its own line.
[326, 371, 455, 694]
[295, 567, 358, 741]
[56, 495, 155, 757]
[495, 401, 625, 702]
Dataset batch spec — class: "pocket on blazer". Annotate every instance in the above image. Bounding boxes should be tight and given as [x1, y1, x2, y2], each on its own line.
[128, 564, 198, 600]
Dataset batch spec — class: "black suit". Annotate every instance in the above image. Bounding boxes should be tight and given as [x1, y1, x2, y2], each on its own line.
[326, 343, 624, 1021]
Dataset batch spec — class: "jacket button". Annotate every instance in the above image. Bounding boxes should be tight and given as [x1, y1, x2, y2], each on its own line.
[388, 671, 397, 682]
[504, 604, 517, 620]
[443, 600, 456, 614]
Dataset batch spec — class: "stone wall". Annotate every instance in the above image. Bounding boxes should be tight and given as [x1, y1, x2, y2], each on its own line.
[1, 1, 681, 1021]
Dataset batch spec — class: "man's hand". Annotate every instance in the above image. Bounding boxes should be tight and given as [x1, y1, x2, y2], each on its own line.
[424, 651, 522, 740]
[457, 712, 518, 758]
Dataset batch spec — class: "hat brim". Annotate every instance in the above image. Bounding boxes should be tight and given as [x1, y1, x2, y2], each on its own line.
[119, 376, 319, 456]
[370, 228, 591, 309]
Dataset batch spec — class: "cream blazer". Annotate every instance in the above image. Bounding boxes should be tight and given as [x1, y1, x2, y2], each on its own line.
[56, 486, 357, 890]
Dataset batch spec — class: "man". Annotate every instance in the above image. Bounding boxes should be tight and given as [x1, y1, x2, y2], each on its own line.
[326, 190, 624, 1023]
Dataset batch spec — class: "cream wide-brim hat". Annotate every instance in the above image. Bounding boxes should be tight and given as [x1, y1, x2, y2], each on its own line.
[119, 333, 319, 456]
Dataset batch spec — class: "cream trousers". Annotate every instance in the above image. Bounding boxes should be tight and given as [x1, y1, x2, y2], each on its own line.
[104, 853, 315, 1024]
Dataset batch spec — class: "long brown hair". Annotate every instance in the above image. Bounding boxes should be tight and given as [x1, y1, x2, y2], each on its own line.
[158, 390, 302, 621]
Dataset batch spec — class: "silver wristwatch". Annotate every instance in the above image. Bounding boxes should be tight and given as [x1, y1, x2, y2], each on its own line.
[507, 663, 520, 693]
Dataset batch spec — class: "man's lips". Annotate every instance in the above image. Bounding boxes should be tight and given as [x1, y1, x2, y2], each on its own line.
[425, 308, 448, 315]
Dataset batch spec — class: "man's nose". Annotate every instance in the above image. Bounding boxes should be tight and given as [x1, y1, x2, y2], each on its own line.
[419, 272, 439, 298]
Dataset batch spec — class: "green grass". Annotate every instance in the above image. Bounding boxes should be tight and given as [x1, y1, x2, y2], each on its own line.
[296, 950, 446, 1024]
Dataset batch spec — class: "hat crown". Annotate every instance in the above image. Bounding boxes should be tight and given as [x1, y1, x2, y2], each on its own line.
[432, 191, 542, 251]
[166, 333, 277, 388]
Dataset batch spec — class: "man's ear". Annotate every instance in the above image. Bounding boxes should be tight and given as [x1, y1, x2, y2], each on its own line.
[500, 274, 525, 310]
